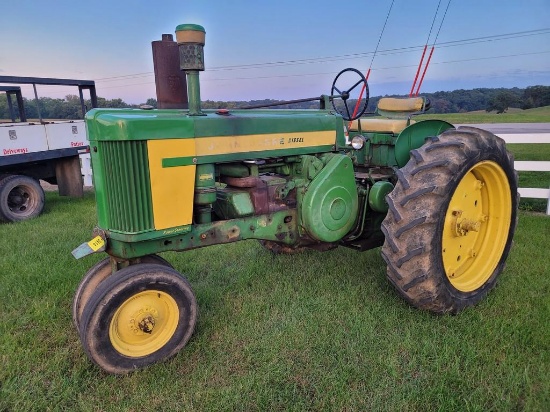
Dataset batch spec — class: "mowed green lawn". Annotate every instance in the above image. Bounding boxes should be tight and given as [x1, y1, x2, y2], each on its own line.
[1, 117, 549, 410]
[1, 190, 549, 408]
[417, 105, 550, 124]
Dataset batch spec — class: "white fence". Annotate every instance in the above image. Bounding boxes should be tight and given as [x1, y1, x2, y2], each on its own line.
[78, 132, 550, 215]
[497, 133, 550, 215]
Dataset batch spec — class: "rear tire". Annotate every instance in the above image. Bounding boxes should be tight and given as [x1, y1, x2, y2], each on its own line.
[381, 127, 518, 313]
[0, 175, 45, 222]
[79, 263, 197, 374]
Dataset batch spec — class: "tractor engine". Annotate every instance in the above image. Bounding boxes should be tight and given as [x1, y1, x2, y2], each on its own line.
[81, 24, 388, 258]
[214, 153, 358, 244]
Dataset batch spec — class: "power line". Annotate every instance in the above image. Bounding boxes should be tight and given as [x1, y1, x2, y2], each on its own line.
[94, 50, 550, 89]
[410, 0, 445, 96]
[413, 0, 453, 95]
[92, 27, 550, 85]
[96, 72, 153, 82]
[201, 28, 550, 70]
[433, 0, 452, 45]
[368, 0, 395, 73]
[425, 0, 442, 45]
[203, 50, 550, 82]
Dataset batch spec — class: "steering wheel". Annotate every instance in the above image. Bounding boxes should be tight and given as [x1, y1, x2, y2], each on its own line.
[330, 68, 369, 121]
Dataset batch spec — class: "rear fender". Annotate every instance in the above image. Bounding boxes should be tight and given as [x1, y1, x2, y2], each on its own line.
[394, 120, 454, 167]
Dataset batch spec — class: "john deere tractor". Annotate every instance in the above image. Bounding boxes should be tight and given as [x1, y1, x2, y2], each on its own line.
[72, 24, 518, 374]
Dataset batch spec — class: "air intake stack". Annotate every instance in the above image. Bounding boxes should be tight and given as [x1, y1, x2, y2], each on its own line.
[175, 24, 206, 116]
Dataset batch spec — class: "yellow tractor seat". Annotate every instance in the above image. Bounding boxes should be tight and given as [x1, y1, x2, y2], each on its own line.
[349, 96, 426, 134]
[350, 118, 416, 134]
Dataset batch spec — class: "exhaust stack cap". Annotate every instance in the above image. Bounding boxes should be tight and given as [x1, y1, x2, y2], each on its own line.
[175, 24, 205, 45]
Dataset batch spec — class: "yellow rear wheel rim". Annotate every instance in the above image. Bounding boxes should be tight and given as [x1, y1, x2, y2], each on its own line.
[109, 290, 179, 357]
[442, 161, 512, 292]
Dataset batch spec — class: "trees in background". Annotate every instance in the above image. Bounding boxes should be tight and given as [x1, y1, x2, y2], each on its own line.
[522, 86, 550, 109]
[1, 86, 549, 120]
[486, 90, 520, 114]
[0, 94, 140, 120]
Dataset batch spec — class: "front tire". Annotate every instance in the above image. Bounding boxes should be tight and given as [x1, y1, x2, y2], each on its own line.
[79, 263, 197, 374]
[381, 127, 518, 313]
[72, 255, 174, 330]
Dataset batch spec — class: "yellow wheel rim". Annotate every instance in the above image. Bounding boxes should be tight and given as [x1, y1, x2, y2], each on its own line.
[442, 161, 512, 292]
[109, 290, 179, 357]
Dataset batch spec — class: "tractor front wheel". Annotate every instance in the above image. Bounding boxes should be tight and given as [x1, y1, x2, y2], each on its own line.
[72, 255, 174, 330]
[381, 127, 518, 313]
[79, 263, 197, 374]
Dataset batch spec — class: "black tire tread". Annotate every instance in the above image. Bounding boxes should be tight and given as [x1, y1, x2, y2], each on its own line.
[72, 254, 174, 331]
[79, 263, 197, 374]
[0, 175, 45, 222]
[381, 127, 518, 313]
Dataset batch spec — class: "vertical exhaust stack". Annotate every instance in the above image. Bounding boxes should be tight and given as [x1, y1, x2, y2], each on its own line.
[175, 24, 206, 116]
[151, 34, 188, 109]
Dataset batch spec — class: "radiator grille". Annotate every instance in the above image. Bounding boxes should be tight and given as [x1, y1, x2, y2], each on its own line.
[99, 141, 154, 233]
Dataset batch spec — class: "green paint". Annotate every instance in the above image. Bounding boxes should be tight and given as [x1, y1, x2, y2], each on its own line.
[91, 140, 154, 233]
[108, 224, 192, 242]
[186, 71, 205, 115]
[194, 164, 216, 205]
[217, 164, 250, 177]
[301, 155, 358, 242]
[84, 99, 456, 261]
[368, 181, 394, 212]
[213, 190, 254, 219]
[86, 108, 342, 141]
[105, 210, 299, 259]
[394, 120, 455, 167]
[175, 24, 205, 33]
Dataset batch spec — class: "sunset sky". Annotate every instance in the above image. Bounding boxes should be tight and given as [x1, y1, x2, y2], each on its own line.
[1, 0, 549, 104]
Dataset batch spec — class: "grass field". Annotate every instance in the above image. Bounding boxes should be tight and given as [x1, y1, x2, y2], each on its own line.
[417, 105, 550, 124]
[1, 193, 549, 409]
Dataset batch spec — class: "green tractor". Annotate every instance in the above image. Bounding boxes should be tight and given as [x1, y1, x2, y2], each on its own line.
[72, 24, 518, 374]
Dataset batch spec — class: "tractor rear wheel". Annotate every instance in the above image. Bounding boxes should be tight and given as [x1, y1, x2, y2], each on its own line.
[0, 175, 45, 222]
[79, 263, 197, 374]
[72, 255, 173, 330]
[381, 127, 518, 313]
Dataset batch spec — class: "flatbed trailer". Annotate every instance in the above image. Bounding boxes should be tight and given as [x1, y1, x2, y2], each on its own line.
[0, 77, 97, 222]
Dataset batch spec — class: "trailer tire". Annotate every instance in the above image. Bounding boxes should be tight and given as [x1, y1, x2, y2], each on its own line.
[0, 175, 45, 222]
[79, 263, 197, 374]
[72, 255, 174, 331]
[381, 127, 518, 314]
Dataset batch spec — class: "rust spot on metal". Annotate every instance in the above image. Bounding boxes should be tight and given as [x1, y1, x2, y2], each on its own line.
[138, 315, 155, 334]
[227, 226, 240, 239]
